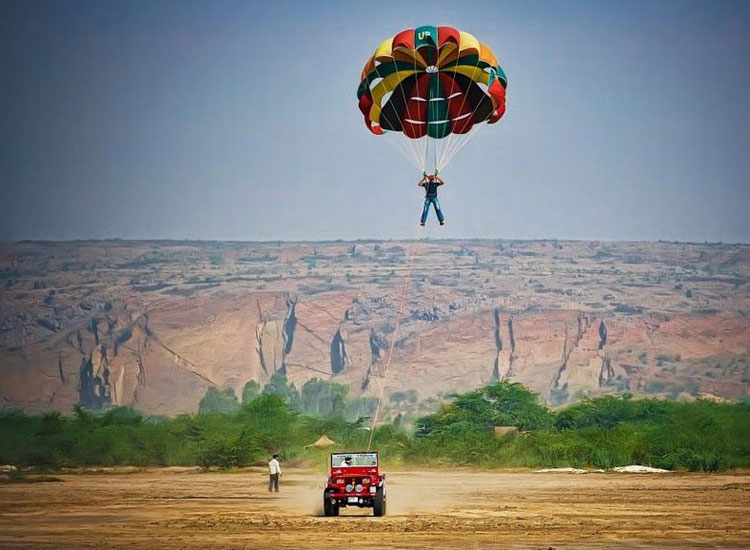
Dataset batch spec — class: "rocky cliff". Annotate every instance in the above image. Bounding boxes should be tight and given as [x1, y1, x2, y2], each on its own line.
[1, 239, 748, 414]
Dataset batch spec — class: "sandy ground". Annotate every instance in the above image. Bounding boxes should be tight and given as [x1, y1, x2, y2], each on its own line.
[0, 468, 748, 549]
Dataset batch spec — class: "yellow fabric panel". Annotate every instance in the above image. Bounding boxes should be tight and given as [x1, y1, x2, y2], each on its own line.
[373, 38, 394, 62]
[393, 48, 426, 67]
[361, 56, 376, 81]
[368, 69, 419, 125]
[437, 42, 458, 66]
[458, 31, 480, 56]
[453, 65, 490, 85]
[479, 42, 498, 68]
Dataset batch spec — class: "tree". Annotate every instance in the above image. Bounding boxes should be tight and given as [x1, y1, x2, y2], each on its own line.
[414, 380, 552, 436]
[345, 396, 378, 421]
[262, 372, 299, 406]
[242, 380, 261, 404]
[405, 389, 418, 404]
[390, 389, 418, 408]
[299, 378, 348, 418]
[392, 413, 403, 428]
[198, 387, 239, 414]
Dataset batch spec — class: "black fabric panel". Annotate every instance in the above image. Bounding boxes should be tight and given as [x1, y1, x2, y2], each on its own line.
[453, 72, 494, 124]
[380, 73, 419, 132]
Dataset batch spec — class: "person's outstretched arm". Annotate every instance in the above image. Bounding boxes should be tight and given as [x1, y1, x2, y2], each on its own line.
[435, 175, 446, 186]
[418, 176, 428, 187]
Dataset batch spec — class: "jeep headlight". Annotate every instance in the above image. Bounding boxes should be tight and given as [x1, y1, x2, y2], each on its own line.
[345, 483, 354, 492]
[355, 483, 363, 493]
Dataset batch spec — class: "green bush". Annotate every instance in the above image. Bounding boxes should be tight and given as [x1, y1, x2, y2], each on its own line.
[1, 383, 748, 472]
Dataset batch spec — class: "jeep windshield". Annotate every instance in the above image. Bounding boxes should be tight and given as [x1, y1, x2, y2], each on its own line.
[331, 452, 378, 468]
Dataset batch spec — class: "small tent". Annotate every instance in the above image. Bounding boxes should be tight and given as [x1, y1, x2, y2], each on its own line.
[306, 434, 336, 448]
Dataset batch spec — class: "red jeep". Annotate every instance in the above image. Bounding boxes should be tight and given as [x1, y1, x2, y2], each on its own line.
[323, 451, 386, 516]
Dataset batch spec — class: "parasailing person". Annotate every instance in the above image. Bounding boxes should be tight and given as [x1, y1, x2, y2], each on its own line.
[418, 171, 445, 226]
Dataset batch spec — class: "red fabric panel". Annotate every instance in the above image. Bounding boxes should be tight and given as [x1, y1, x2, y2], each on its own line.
[402, 74, 429, 138]
[403, 73, 429, 120]
[359, 93, 373, 117]
[392, 28, 415, 50]
[439, 73, 473, 134]
[438, 26, 460, 48]
[367, 116, 384, 135]
[488, 79, 506, 107]
[487, 79, 506, 124]
[438, 72, 461, 98]
[488, 102, 506, 124]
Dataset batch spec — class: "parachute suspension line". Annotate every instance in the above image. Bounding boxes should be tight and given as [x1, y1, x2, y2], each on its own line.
[425, 73, 438, 174]
[377, 100, 423, 170]
[387, 46, 428, 173]
[427, 75, 434, 174]
[366, 224, 423, 451]
[437, 49, 482, 170]
[427, 136, 437, 174]
[436, 45, 484, 171]
[438, 54, 494, 171]
[383, 132, 423, 171]
[438, 74, 489, 170]
[372, 59, 423, 172]
[435, 42, 463, 175]
[416, 136, 428, 174]
[439, 91, 488, 171]
[413, 45, 428, 174]
[402, 48, 428, 173]
[439, 119, 487, 170]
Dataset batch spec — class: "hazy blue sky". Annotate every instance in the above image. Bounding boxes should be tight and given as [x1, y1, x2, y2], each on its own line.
[1, 0, 748, 242]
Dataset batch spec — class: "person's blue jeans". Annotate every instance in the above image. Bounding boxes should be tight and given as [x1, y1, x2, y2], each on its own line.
[421, 196, 445, 224]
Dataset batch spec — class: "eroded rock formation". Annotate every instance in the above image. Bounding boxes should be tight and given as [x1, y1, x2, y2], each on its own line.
[0, 239, 748, 414]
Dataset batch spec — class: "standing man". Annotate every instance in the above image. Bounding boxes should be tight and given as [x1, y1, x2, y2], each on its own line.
[268, 454, 281, 493]
[418, 172, 446, 226]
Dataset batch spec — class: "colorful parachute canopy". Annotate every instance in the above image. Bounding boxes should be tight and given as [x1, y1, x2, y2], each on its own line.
[357, 25, 507, 141]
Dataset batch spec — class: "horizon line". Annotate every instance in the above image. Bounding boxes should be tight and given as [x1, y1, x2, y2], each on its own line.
[2, 237, 749, 247]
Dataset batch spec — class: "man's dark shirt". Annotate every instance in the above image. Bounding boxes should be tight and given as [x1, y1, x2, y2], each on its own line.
[424, 180, 440, 198]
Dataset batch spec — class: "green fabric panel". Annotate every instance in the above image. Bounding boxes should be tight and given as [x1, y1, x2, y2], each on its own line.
[496, 66, 508, 88]
[414, 25, 438, 49]
[427, 73, 450, 139]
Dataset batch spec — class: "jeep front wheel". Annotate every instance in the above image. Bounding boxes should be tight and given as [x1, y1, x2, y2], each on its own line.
[373, 488, 386, 517]
[323, 497, 339, 517]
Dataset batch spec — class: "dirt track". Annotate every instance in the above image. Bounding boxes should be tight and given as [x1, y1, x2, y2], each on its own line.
[1, 468, 748, 549]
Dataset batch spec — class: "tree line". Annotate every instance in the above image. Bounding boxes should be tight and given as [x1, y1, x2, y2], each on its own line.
[1, 379, 748, 472]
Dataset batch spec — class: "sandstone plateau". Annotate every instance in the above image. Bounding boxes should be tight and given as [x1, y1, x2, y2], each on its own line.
[0, 239, 748, 415]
